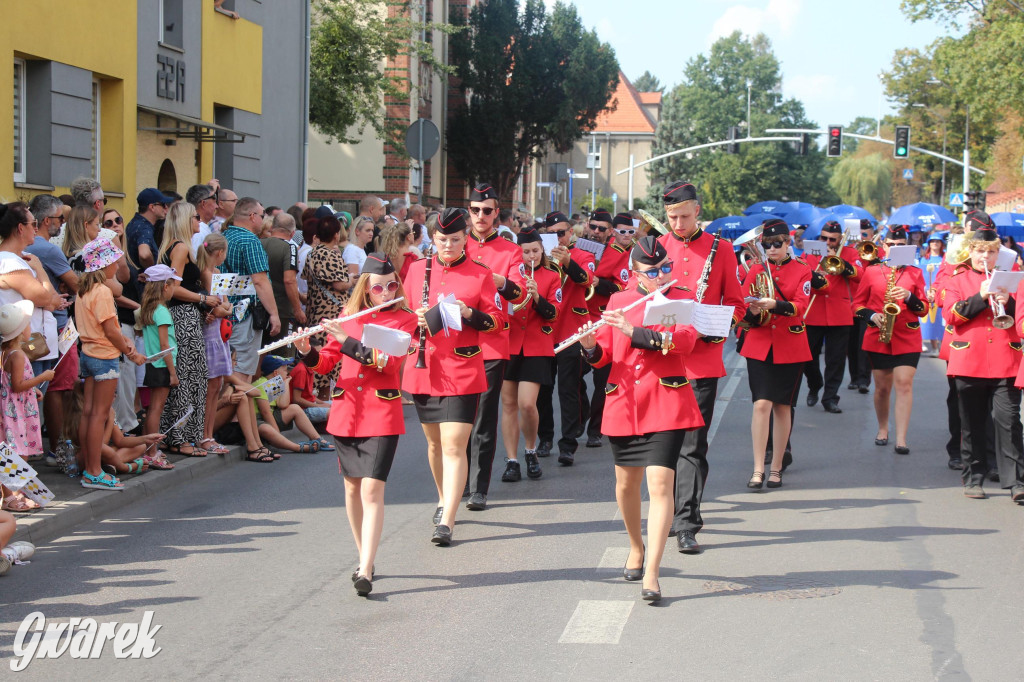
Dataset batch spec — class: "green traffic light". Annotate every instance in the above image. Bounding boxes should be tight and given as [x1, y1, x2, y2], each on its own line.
[897, 147, 907, 155]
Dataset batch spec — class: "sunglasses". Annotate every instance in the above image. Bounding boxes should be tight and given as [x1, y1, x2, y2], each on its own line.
[468, 206, 495, 216]
[103, 216, 124, 228]
[884, 241, 905, 247]
[762, 239, 787, 249]
[369, 281, 400, 296]
[588, 224, 609, 232]
[823, 236, 840, 243]
[637, 261, 673, 279]
[614, 228, 637, 236]
[554, 229, 567, 237]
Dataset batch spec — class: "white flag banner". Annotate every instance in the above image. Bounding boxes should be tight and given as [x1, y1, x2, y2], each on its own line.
[0, 442, 38, 490]
[19, 477, 55, 507]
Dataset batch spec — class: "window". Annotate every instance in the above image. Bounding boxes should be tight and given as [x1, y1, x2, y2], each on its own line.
[91, 79, 101, 181]
[587, 136, 602, 170]
[161, 0, 183, 49]
[13, 59, 25, 183]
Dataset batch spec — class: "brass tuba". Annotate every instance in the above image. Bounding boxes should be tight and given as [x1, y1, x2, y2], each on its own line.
[735, 226, 775, 326]
[877, 265, 901, 343]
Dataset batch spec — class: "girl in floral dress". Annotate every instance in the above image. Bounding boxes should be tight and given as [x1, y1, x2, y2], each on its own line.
[0, 300, 53, 461]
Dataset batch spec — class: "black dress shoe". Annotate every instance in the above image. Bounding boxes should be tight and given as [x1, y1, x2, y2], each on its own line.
[781, 449, 793, 472]
[623, 545, 645, 581]
[641, 586, 662, 603]
[432, 506, 443, 525]
[847, 382, 858, 390]
[677, 530, 702, 554]
[747, 471, 765, 489]
[536, 440, 552, 457]
[766, 470, 783, 488]
[466, 492, 487, 511]
[558, 451, 575, 466]
[806, 390, 819, 407]
[947, 458, 964, 470]
[987, 470, 1000, 483]
[822, 402, 842, 414]
[353, 574, 373, 597]
[431, 524, 453, 545]
[874, 437, 888, 446]
[858, 384, 869, 394]
[894, 445, 910, 455]
[585, 435, 602, 448]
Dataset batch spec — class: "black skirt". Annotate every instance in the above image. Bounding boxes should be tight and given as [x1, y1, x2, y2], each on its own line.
[504, 353, 556, 385]
[747, 352, 804, 404]
[867, 351, 920, 370]
[608, 429, 686, 469]
[334, 435, 399, 481]
[412, 394, 479, 424]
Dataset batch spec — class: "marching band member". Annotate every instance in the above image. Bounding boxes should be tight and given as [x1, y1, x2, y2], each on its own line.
[294, 253, 418, 597]
[847, 219, 876, 393]
[584, 212, 634, 449]
[578, 236, 704, 602]
[738, 218, 812, 490]
[852, 226, 928, 455]
[463, 183, 528, 513]
[804, 220, 861, 414]
[657, 181, 744, 554]
[944, 224, 1024, 503]
[537, 211, 596, 463]
[402, 208, 504, 545]
[499, 228, 560, 482]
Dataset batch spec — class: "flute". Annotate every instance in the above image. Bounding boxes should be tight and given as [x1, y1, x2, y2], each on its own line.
[257, 297, 405, 356]
[414, 254, 433, 368]
[555, 279, 678, 353]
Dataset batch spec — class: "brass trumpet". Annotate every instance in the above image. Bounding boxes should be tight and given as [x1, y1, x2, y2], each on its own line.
[983, 260, 1014, 329]
[511, 262, 536, 314]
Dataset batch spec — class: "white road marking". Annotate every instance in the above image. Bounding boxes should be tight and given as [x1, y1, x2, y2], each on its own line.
[707, 352, 745, 445]
[595, 546, 630, 572]
[558, 600, 635, 644]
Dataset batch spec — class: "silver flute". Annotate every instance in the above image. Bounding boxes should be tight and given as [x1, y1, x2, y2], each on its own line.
[257, 297, 406, 355]
[554, 280, 677, 353]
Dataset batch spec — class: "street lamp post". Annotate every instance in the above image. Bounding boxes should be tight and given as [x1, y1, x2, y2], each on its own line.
[912, 103, 948, 202]
[926, 78, 970, 193]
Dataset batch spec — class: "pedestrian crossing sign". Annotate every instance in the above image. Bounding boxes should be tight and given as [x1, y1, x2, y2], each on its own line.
[949, 193, 965, 207]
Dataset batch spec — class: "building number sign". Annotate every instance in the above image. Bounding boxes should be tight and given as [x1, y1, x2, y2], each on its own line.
[157, 55, 185, 102]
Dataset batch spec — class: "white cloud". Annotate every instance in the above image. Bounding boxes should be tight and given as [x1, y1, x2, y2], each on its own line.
[785, 73, 859, 124]
[709, 0, 801, 44]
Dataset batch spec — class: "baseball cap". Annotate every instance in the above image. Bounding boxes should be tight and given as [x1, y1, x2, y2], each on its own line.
[144, 264, 183, 282]
[137, 188, 176, 207]
[261, 355, 293, 374]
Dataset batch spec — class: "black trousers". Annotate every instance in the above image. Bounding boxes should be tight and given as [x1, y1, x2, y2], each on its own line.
[587, 364, 611, 438]
[946, 376, 962, 459]
[467, 359, 506, 496]
[673, 377, 719, 535]
[537, 343, 585, 455]
[805, 324, 851, 406]
[955, 377, 1024, 488]
[848, 318, 871, 387]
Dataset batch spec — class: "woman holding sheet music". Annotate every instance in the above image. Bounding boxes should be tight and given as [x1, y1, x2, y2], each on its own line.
[577, 236, 704, 603]
[737, 219, 812, 490]
[294, 252, 417, 597]
[851, 226, 928, 455]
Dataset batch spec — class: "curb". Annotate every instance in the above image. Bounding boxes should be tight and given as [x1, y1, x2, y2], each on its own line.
[11, 446, 246, 546]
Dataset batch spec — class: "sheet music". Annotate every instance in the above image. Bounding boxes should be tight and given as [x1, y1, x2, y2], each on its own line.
[886, 245, 918, 268]
[843, 218, 861, 240]
[439, 295, 463, 335]
[0, 442, 38, 490]
[643, 295, 693, 327]
[988, 270, 1024, 296]
[362, 323, 413, 356]
[574, 238, 606, 261]
[691, 303, 735, 337]
[540, 233, 559, 256]
[996, 246, 1018, 272]
[802, 240, 828, 257]
[211, 273, 256, 297]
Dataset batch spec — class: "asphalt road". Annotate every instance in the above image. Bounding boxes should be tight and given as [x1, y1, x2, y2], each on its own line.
[2, 342, 1022, 680]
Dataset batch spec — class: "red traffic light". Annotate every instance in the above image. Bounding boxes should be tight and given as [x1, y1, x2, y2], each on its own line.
[830, 128, 840, 137]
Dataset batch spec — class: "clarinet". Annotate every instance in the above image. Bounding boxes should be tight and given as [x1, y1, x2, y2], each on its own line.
[694, 229, 721, 303]
[414, 253, 433, 368]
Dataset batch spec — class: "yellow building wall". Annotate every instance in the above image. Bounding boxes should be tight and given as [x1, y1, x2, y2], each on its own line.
[0, 0, 137, 212]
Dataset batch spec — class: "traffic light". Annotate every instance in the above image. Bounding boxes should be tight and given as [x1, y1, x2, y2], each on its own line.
[797, 133, 810, 156]
[727, 126, 740, 154]
[964, 191, 987, 212]
[893, 125, 910, 158]
[826, 125, 842, 157]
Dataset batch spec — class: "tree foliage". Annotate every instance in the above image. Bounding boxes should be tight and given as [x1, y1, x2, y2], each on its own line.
[309, 0, 455, 150]
[647, 32, 838, 220]
[829, 153, 894, 217]
[632, 71, 664, 93]
[446, 0, 619, 199]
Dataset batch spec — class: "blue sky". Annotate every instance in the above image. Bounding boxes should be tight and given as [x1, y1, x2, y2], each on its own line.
[557, 0, 957, 129]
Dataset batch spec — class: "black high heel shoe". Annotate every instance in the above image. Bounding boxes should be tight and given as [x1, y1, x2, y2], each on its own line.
[353, 574, 373, 597]
[623, 545, 645, 582]
[766, 470, 783, 488]
[874, 436, 888, 446]
[641, 581, 662, 603]
[747, 471, 765, 489]
[894, 445, 910, 455]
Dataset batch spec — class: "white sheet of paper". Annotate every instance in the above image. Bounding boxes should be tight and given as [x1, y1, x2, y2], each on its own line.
[632, 219, 641, 229]
[802, 240, 828, 257]
[996, 247, 1018, 272]
[642, 295, 693, 327]
[886, 245, 918, 267]
[540, 233, 559, 256]
[58, 319, 79, 355]
[440, 302, 463, 334]
[692, 303, 736, 337]
[19, 477, 55, 506]
[261, 375, 287, 403]
[0, 442, 38, 490]
[988, 270, 1024, 296]
[362, 323, 413, 356]
[844, 218, 861, 240]
[574, 238, 606, 261]
[145, 348, 173, 364]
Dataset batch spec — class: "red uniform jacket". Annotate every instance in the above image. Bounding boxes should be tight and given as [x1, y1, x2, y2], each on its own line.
[401, 253, 504, 395]
[943, 264, 1021, 379]
[555, 245, 596, 342]
[588, 242, 631, 319]
[803, 245, 862, 326]
[852, 264, 929, 355]
[738, 257, 812, 363]
[466, 230, 528, 361]
[659, 229, 746, 379]
[508, 264, 560, 358]
[304, 306, 418, 438]
[933, 260, 958, 361]
[585, 287, 704, 437]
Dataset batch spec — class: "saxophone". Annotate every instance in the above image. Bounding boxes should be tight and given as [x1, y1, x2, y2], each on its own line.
[877, 265, 901, 344]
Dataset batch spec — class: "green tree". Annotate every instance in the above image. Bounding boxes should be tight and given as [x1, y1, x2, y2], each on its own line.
[309, 0, 455, 149]
[447, 0, 620, 199]
[842, 116, 878, 153]
[576, 191, 615, 215]
[647, 32, 837, 220]
[829, 153, 894, 217]
[632, 71, 664, 93]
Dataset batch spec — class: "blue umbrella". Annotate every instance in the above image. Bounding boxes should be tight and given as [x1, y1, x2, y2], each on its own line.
[743, 201, 789, 216]
[826, 204, 877, 226]
[990, 212, 1024, 239]
[786, 205, 827, 227]
[801, 212, 841, 241]
[887, 202, 958, 229]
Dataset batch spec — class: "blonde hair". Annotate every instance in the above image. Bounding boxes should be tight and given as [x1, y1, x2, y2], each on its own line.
[139, 279, 173, 327]
[966, 232, 1001, 252]
[196, 232, 227, 273]
[77, 269, 108, 297]
[63, 205, 99, 257]
[378, 223, 411, 264]
[348, 216, 374, 243]
[342, 271, 407, 316]
[158, 201, 196, 263]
